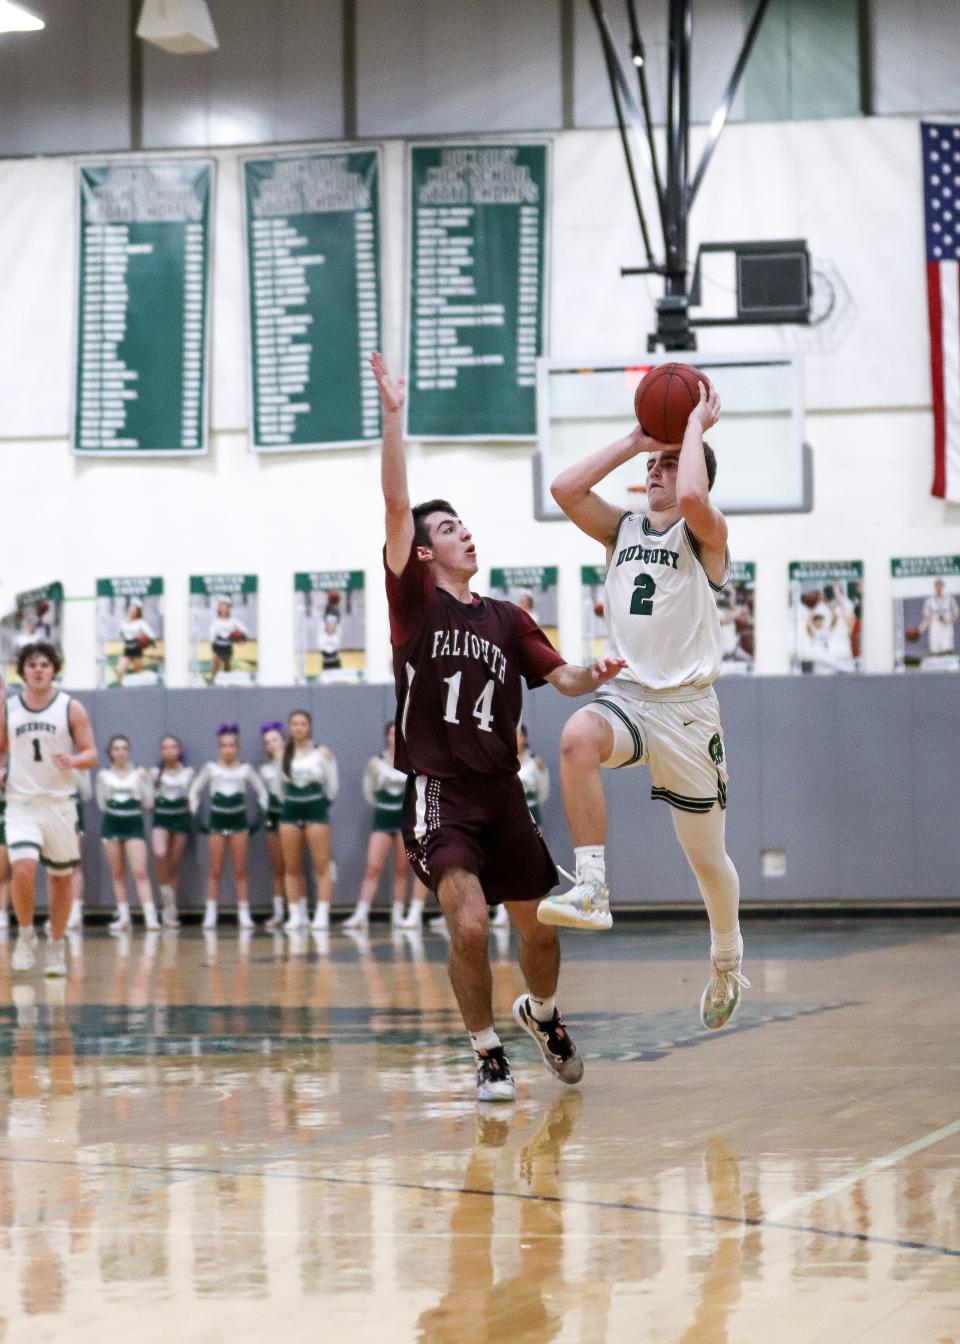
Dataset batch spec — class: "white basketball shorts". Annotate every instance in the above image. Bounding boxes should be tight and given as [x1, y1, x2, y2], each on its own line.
[5, 796, 81, 870]
[584, 683, 728, 813]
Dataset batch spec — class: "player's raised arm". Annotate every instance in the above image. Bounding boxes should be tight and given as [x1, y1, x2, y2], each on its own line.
[677, 381, 727, 555]
[551, 424, 652, 551]
[371, 352, 414, 575]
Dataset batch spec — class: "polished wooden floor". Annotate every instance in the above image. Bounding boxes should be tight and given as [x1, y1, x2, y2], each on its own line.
[0, 916, 958, 1343]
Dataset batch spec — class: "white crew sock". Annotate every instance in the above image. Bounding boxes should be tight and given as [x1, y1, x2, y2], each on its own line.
[574, 845, 606, 886]
[469, 1026, 502, 1059]
[711, 924, 743, 970]
[159, 883, 175, 901]
[527, 992, 556, 1022]
[272, 895, 285, 916]
[391, 900, 405, 921]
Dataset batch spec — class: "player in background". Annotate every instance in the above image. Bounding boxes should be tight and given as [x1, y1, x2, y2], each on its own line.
[278, 710, 337, 934]
[919, 578, 959, 657]
[207, 598, 249, 685]
[258, 722, 287, 930]
[97, 734, 159, 933]
[0, 643, 97, 977]
[539, 383, 750, 1030]
[0, 769, 9, 933]
[115, 603, 157, 686]
[189, 726, 268, 931]
[150, 735, 195, 929]
[372, 352, 625, 1102]
[342, 721, 428, 931]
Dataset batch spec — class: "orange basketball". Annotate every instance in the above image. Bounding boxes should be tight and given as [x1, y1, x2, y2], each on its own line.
[634, 362, 707, 443]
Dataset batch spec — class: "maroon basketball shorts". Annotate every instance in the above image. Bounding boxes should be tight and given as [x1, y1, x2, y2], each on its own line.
[402, 771, 559, 904]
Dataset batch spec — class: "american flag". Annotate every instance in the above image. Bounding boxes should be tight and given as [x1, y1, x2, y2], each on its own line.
[923, 122, 960, 502]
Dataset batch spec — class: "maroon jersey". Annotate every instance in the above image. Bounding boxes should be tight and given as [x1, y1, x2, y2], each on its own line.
[386, 541, 565, 778]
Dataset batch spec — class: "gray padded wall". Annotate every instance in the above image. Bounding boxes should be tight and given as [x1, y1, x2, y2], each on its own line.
[524, 675, 960, 907]
[64, 676, 960, 912]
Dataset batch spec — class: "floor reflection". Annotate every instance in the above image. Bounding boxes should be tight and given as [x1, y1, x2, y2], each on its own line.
[0, 923, 955, 1341]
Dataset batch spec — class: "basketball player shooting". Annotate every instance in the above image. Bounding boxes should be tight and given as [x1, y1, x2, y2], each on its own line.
[371, 352, 625, 1103]
[537, 378, 750, 1031]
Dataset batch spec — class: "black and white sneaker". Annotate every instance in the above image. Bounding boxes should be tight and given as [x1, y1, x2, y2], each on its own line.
[512, 995, 584, 1086]
[475, 1046, 517, 1103]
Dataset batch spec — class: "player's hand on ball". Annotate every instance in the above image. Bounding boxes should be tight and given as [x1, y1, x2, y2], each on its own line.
[590, 657, 627, 685]
[370, 352, 406, 414]
[689, 380, 720, 432]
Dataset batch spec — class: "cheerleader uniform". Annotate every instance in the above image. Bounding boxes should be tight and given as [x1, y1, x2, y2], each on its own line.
[189, 761, 268, 835]
[364, 756, 407, 834]
[97, 767, 154, 841]
[259, 758, 284, 833]
[280, 748, 338, 827]
[151, 764, 196, 834]
[518, 750, 550, 830]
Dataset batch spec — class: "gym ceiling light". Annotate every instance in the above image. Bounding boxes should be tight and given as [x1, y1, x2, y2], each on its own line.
[0, 1, 43, 33]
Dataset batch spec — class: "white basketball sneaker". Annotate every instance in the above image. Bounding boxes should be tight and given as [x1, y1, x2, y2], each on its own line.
[12, 928, 38, 973]
[44, 939, 68, 978]
[537, 878, 612, 931]
[700, 960, 750, 1030]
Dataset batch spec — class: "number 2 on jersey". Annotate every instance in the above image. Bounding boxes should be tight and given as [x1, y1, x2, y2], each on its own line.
[630, 574, 656, 615]
[442, 672, 496, 732]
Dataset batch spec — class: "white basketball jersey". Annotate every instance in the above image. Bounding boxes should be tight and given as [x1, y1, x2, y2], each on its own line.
[603, 514, 728, 694]
[5, 691, 78, 800]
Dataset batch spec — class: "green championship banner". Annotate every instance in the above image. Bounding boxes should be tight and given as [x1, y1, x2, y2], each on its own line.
[0, 582, 64, 685]
[406, 142, 549, 440]
[580, 564, 608, 663]
[891, 555, 960, 672]
[243, 150, 382, 451]
[73, 159, 213, 456]
[96, 577, 164, 688]
[294, 571, 366, 684]
[189, 575, 258, 687]
[718, 561, 756, 676]
[789, 561, 863, 675]
[489, 566, 558, 649]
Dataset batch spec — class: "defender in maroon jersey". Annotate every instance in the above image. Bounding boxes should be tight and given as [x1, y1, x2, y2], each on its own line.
[372, 353, 625, 1104]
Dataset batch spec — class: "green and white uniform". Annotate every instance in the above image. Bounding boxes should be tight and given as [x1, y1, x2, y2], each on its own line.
[4, 690, 82, 870]
[121, 616, 156, 660]
[259, 758, 284, 833]
[363, 755, 407, 834]
[74, 766, 92, 836]
[586, 512, 731, 813]
[280, 747, 337, 827]
[97, 766, 153, 842]
[189, 760, 268, 835]
[151, 764, 195, 835]
[517, 750, 549, 829]
[0, 784, 6, 849]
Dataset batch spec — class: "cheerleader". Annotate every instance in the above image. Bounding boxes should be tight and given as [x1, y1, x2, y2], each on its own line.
[97, 735, 159, 932]
[207, 598, 249, 685]
[188, 725, 268, 930]
[517, 723, 550, 828]
[279, 710, 337, 932]
[68, 769, 92, 931]
[0, 770, 9, 933]
[116, 602, 157, 686]
[342, 722, 426, 930]
[150, 735, 195, 929]
[258, 721, 287, 930]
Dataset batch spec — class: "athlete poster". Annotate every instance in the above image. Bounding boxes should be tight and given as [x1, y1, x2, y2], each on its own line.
[96, 577, 164, 688]
[581, 565, 608, 662]
[717, 561, 756, 675]
[189, 575, 258, 687]
[892, 555, 960, 672]
[489, 567, 559, 648]
[789, 561, 863, 675]
[0, 582, 64, 684]
[294, 571, 366, 684]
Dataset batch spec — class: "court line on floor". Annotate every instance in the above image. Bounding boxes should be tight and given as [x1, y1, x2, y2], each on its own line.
[3, 1148, 958, 1259]
[763, 1116, 960, 1221]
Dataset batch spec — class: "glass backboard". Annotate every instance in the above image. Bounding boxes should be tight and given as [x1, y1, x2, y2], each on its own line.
[534, 352, 810, 519]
